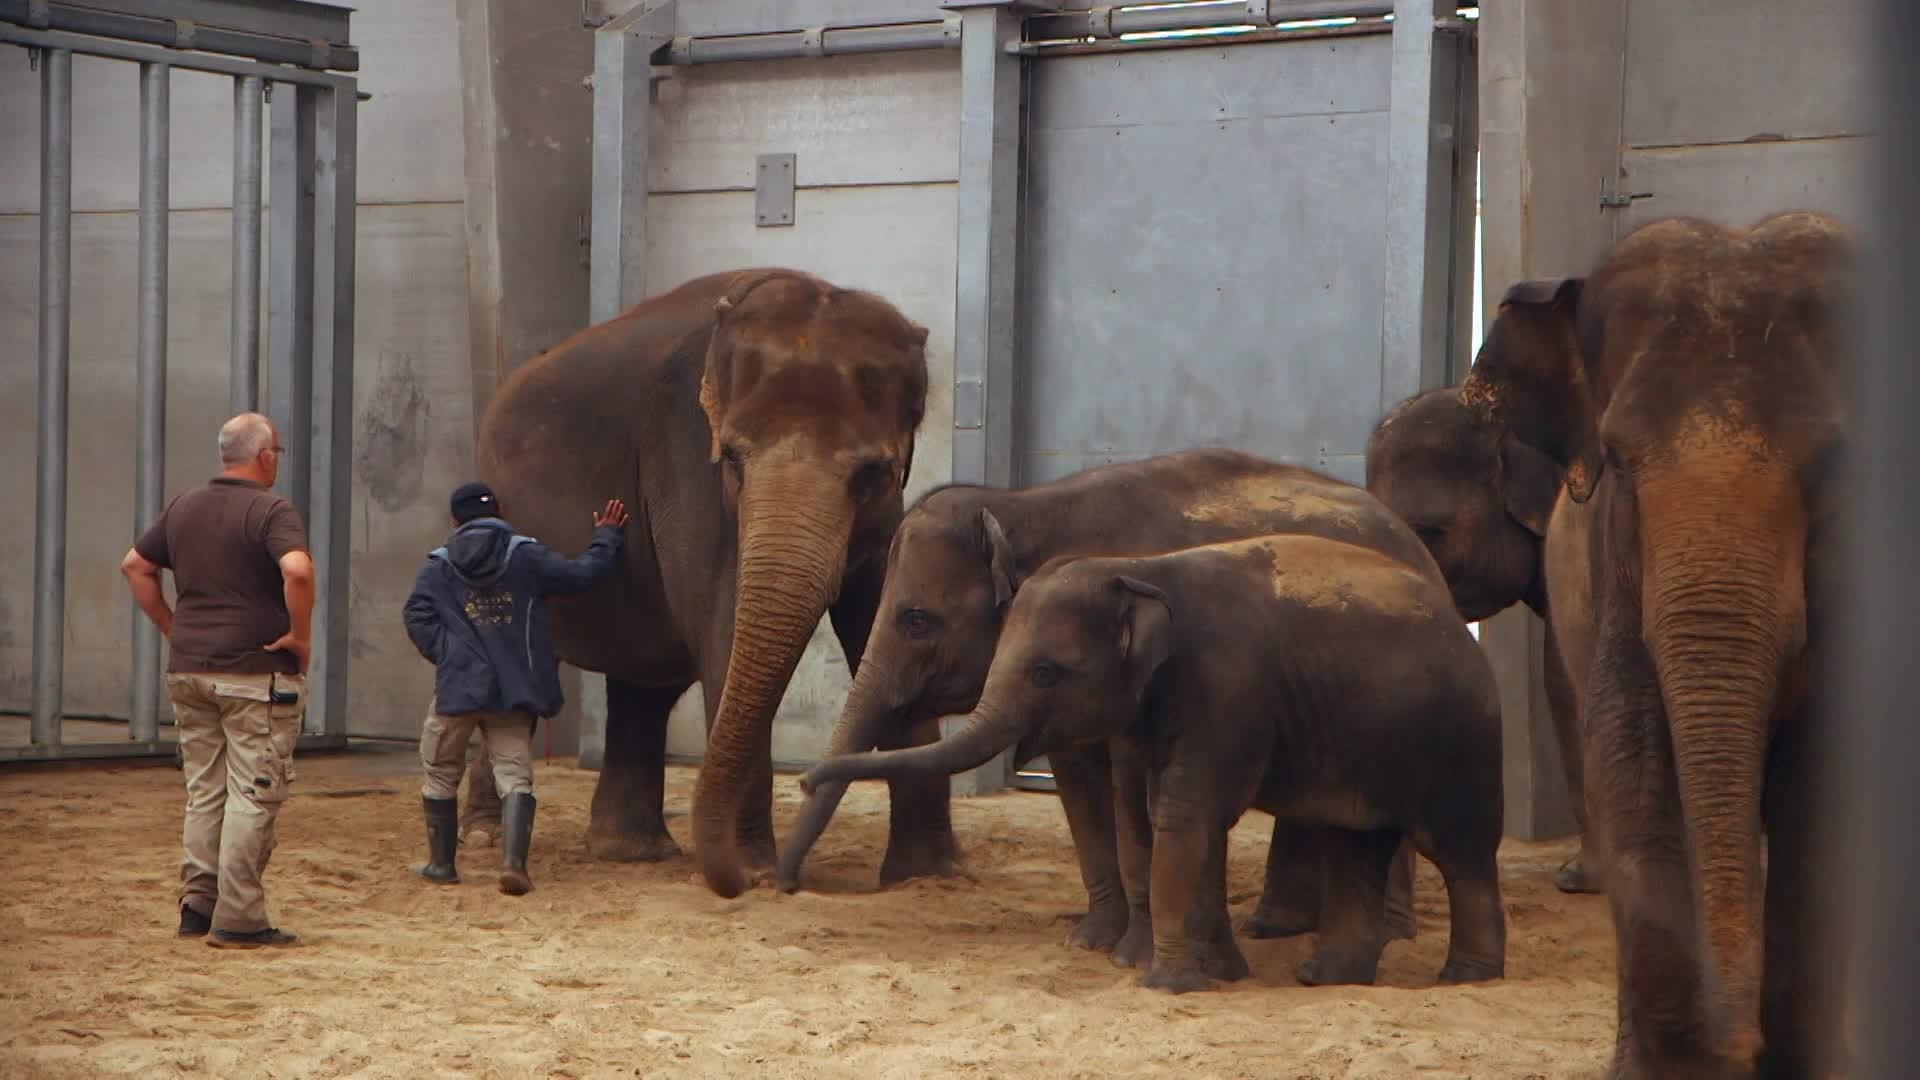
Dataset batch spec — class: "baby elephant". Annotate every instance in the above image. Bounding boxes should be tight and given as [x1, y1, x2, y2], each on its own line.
[801, 534, 1507, 993]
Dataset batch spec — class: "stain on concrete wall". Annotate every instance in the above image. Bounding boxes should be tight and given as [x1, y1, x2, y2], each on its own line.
[357, 353, 433, 513]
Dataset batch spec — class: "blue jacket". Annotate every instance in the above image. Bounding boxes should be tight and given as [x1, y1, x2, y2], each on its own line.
[402, 516, 625, 718]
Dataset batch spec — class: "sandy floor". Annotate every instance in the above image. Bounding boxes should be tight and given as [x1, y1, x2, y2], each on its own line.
[0, 744, 1616, 1079]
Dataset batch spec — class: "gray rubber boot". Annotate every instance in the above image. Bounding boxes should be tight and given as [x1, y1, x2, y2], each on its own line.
[417, 796, 461, 884]
[499, 791, 535, 896]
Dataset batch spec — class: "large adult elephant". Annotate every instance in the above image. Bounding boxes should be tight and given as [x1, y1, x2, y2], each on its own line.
[471, 267, 932, 899]
[1460, 211, 1853, 1078]
[1364, 387, 1601, 895]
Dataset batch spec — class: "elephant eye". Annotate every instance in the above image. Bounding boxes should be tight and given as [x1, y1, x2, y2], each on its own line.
[901, 608, 939, 639]
[719, 443, 744, 471]
[1027, 661, 1065, 689]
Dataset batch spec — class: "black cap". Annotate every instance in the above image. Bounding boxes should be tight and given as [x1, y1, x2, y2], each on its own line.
[450, 481, 498, 524]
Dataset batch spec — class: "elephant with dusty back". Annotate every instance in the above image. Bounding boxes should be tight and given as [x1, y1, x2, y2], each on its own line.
[464, 267, 935, 899]
[776, 449, 1447, 958]
[1461, 211, 1853, 1078]
[1364, 386, 1601, 894]
[800, 533, 1508, 994]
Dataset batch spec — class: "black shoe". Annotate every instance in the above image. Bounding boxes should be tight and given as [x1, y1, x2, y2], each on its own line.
[499, 791, 535, 896]
[177, 904, 211, 937]
[206, 927, 299, 949]
[417, 796, 461, 884]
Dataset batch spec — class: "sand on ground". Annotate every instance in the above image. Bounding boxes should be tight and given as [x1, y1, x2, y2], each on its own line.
[0, 744, 1616, 1078]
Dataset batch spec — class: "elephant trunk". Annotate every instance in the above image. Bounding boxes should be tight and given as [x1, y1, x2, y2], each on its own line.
[1639, 462, 1807, 1067]
[799, 700, 1023, 794]
[692, 460, 856, 899]
[776, 657, 907, 890]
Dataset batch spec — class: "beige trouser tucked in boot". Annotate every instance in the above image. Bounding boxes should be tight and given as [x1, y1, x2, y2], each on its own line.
[420, 697, 535, 801]
[169, 671, 306, 934]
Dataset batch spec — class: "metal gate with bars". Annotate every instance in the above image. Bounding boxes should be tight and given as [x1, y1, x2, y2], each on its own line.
[1, 0, 360, 762]
[586, 0, 1477, 794]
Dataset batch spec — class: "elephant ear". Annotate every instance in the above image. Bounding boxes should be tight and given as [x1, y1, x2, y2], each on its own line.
[1497, 429, 1565, 538]
[1114, 576, 1174, 690]
[700, 271, 797, 462]
[1460, 277, 1606, 503]
[979, 508, 1023, 608]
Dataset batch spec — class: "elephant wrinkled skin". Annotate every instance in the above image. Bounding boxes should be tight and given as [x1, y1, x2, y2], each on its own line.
[1461, 211, 1854, 1078]
[800, 535, 1508, 994]
[471, 268, 931, 899]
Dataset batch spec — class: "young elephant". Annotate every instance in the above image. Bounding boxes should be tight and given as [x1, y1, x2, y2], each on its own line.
[801, 534, 1508, 994]
[1365, 387, 1600, 895]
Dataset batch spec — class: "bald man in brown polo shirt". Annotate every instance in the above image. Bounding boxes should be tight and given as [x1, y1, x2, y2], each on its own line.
[121, 412, 315, 949]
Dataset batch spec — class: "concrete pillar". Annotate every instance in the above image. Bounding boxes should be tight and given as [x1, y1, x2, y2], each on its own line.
[458, 0, 599, 756]
[1474, 0, 1628, 840]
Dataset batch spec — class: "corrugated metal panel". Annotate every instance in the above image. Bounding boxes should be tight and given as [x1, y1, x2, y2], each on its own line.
[647, 50, 961, 193]
[1622, 0, 1871, 149]
[1019, 36, 1394, 485]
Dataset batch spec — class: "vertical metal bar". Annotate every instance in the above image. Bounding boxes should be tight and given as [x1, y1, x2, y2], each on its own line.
[230, 74, 264, 415]
[1379, 0, 1452, 413]
[948, 4, 1021, 493]
[32, 47, 74, 751]
[581, 0, 673, 769]
[588, 3, 670, 324]
[945, 2, 1024, 797]
[307, 79, 356, 740]
[1854, 1, 1915, 1068]
[131, 60, 170, 745]
[268, 82, 316, 519]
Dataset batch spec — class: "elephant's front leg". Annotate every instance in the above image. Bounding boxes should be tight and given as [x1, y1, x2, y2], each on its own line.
[1049, 743, 1130, 955]
[1585, 612, 1716, 1077]
[1140, 817, 1228, 995]
[877, 715, 963, 886]
[586, 678, 687, 862]
[1107, 736, 1156, 971]
[1544, 619, 1603, 895]
[1759, 700, 1844, 1079]
[460, 729, 503, 847]
[829, 556, 961, 885]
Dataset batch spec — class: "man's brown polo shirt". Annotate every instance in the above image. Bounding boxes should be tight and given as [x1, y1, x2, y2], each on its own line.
[134, 476, 310, 676]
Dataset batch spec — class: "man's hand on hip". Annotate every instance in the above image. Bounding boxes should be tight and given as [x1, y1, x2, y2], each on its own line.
[265, 633, 311, 674]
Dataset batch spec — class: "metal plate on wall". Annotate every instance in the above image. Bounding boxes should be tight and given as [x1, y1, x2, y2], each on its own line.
[755, 151, 796, 226]
[1018, 36, 1396, 486]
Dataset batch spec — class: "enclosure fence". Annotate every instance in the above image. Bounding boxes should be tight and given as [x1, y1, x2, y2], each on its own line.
[0, 0, 359, 761]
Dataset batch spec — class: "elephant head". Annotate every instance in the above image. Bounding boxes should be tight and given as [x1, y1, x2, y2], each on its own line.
[775, 493, 1023, 887]
[1459, 211, 1853, 1062]
[691, 270, 929, 898]
[799, 562, 1173, 793]
[1366, 387, 1564, 621]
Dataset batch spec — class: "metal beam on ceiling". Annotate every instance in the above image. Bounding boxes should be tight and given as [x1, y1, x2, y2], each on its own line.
[0, 0, 359, 70]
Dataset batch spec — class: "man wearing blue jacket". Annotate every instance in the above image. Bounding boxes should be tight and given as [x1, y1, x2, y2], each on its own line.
[402, 481, 628, 895]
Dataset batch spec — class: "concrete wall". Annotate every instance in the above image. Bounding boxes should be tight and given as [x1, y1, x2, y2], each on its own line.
[0, 0, 479, 740]
[1474, 0, 1870, 839]
[639, 52, 962, 766]
[455, 0, 599, 755]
